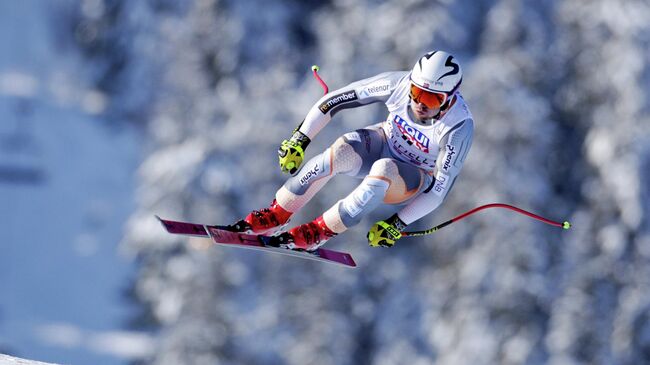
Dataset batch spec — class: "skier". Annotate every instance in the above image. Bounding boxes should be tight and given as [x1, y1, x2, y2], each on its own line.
[228, 51, 474, 251]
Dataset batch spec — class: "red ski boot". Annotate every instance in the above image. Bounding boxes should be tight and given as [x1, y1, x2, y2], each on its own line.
[229, 199, 292, 235]
[269, 216, 337, 251]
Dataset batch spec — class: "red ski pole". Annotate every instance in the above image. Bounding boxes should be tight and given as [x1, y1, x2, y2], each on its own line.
[402, 203, 571, 237]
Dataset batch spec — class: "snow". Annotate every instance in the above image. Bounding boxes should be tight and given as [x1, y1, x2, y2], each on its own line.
[119, 1, 650, 364]
[0, 354, 58, 365]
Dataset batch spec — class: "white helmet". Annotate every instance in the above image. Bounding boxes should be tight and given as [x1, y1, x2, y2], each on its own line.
[410, 51, 463, 102]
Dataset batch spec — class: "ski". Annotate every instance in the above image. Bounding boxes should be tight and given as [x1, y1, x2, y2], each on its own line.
[156, 216, 357, 268]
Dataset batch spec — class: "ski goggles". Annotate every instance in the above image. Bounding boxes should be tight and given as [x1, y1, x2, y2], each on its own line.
[409, 83, 447, 109]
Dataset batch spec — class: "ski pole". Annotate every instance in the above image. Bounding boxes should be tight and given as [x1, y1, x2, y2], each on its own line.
[311, 65, 329, 94]
[402, 203, 571, 237]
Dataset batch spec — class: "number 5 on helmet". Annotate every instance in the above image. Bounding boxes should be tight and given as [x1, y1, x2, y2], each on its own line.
[278, 130, 311, 174]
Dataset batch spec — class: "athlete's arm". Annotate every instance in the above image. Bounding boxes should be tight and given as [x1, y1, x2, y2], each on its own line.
[298, 71, 409, 139]
[396, 118, 474, 225]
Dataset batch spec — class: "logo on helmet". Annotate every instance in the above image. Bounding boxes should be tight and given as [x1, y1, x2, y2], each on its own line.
[437, 56, 460, 82]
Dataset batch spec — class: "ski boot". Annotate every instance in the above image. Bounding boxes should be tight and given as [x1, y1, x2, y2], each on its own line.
[268, 216, 337, 251]
[228, 199, 292, 235]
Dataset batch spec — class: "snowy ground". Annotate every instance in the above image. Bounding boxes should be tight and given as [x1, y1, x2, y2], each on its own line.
[0, 2, 147, 365]
[0, 353, 58, 365]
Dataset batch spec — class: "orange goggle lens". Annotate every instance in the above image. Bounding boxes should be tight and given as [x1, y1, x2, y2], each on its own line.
[409, 84, 446, 109]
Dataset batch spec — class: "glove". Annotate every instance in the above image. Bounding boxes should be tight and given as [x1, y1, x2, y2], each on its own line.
[278, 129, 311, 174]
[367, 214, 408, 248]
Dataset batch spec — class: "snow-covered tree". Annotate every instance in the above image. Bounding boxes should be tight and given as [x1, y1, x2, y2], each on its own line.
[67, 0, 650, 363]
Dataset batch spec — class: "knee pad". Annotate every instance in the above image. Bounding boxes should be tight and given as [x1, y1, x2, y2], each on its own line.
[323, 177, 390, 233]
[368, 158, 424, 204]
[330, 136, 363, 176]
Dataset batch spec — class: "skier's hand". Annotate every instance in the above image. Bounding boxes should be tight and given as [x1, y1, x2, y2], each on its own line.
[367, 214, 407, 248]
[278, 130, 311, 174]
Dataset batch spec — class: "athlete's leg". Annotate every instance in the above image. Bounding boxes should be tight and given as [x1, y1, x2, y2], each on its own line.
[273, 157, 429, 250]
[274, 158, 431, 250]
[271, 121, 433, 249]
[231, 127, 384, 234]
[322, 158, 429, 234]
[276, 127, 385, 212]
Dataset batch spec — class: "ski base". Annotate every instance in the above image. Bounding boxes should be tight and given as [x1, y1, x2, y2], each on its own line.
[157, 216, 356, 268]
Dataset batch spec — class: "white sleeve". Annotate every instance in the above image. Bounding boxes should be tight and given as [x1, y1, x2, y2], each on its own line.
[397, 118, 474, 225]
[298, 71, 409, 139]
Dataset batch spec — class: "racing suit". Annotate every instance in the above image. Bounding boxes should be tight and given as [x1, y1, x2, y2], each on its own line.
[276, 71, 474, 234]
